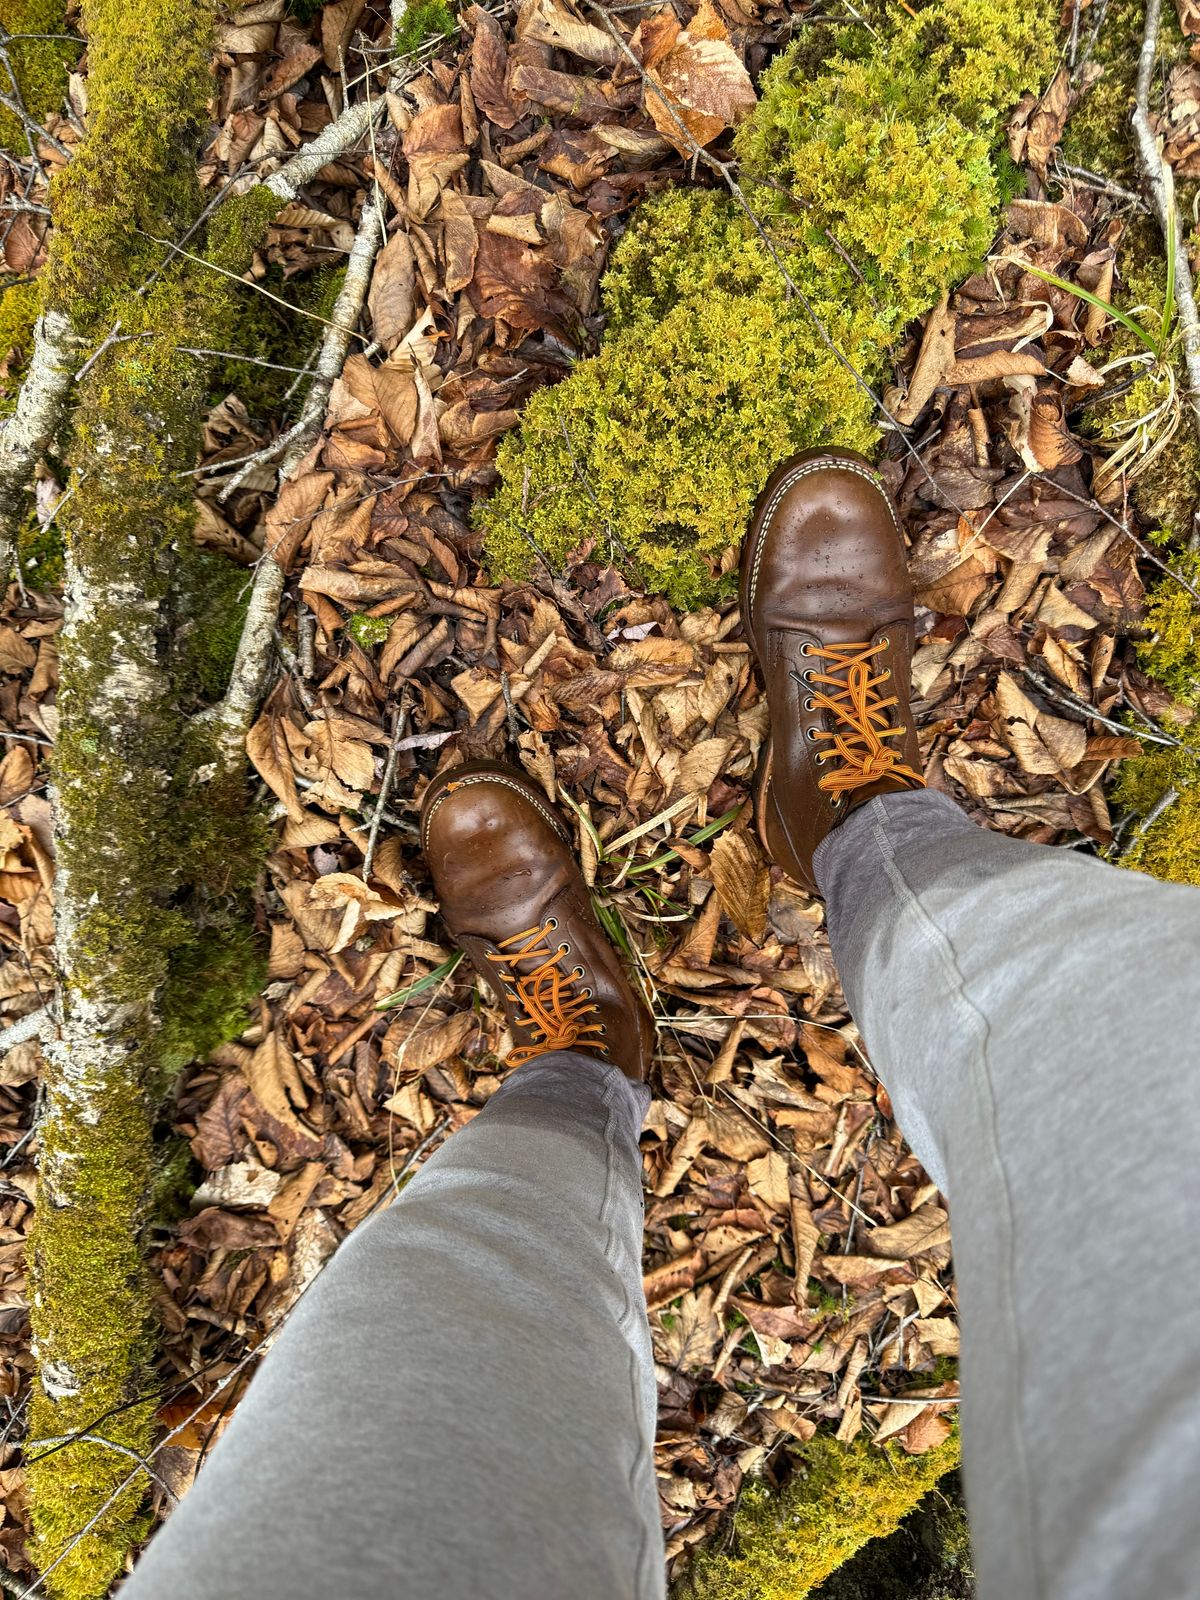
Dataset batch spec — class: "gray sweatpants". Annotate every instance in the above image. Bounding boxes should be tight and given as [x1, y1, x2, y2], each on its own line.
[123, 790, 1200, 1600]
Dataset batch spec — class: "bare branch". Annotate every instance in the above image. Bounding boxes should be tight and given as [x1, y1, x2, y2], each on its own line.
[1131, 0, 1200, 467]
[0, 1004, 54, 1053]
[0, 309, 80, 581]
[1117, 784, 1180, 858]
[203, 191, 388, 768]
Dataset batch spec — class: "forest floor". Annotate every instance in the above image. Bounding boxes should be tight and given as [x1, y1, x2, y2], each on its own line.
[0, 0, 1195, 1588]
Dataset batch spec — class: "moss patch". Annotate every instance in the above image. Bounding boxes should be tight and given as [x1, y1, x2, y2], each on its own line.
[393, 0, 455, 55]
[678, 1431, 962, 1600]
[480, 0, 1058, 607]
[0, 0, 77, 152]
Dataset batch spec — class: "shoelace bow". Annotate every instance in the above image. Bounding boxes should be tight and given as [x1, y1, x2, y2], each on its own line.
[791, 639, 925, 798]
[486, 922, 606, 1066]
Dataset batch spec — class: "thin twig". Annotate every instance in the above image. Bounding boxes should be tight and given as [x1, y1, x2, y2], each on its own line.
[1132, 0, 1200, 470]
[1050, 478, 1200, 602]
[0, 1004, 53, 1053]
[202, 164, 389, 769]
[1055, 160, 1147, 211]
[27, 1434, 177, 1500]
[0, 89, 69, 159]
[362, 695, 411, 880]
[1117, 784, 1180, 857]
[1022, 664, 1180, 747]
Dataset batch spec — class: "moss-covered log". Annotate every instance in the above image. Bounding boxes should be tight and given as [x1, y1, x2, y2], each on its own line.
[676, 1432, 962, 1600]
[25, 0, 228, 1592]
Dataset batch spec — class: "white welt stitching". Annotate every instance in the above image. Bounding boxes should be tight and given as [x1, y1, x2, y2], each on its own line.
[748, 459, 899, 616]
[422, 773, 566, 852]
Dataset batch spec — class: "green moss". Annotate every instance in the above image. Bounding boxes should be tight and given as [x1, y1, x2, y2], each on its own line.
[210, 260, 345, 422]
[348, 610, 393, 648]
[1113, 724, 1200, 884]
[811, 1472, 972, 1599]
[175, 547, 252, 702]
[44, 0, 217, 327]
[16, 510, 64, 585]
[0, 0, 77, 152]
[481, 0, 1058, 606]
[0, 277, 41, 412]
[27, 1078, 157, 1600]
[679, 1431, 962, 1600]
[393, 0, 455, 54]
[158, 919, 267, 1084]
[1062, 0, 1184, 182]
[1131, 549, 1200, 703]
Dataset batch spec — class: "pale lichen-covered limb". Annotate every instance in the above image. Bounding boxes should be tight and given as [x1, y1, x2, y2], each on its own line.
[1132, 0, 1200, 454]
[0, 307, 78, 581]
[207, 190, 387, 768]
[24, 0, 225, 1586]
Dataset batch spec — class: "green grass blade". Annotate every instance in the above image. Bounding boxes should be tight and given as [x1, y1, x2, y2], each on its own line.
[1019, 261, 1161, 357]
[375, 949, 464, 1011]
[625, 804, 744, 877]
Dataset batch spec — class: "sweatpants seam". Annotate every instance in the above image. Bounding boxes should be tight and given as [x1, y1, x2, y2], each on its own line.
[868, 808, 1044, 1600]
[598, 1069, 657, 1599]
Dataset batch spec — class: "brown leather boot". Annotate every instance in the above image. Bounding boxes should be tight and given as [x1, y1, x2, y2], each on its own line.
[740, 448, 925, 894]
[420, 760, 655, 1081]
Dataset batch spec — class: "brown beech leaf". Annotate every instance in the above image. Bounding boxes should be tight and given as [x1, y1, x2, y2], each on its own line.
[382, 1009, 475, 1075]
[468, 5, 520, 128]
[368, 230, 416, 353]
[261, 469, 334, 572]
[320, 0, 365, 68]
[709, 829, 769, 941]
[372, 365, 420, 444]
[895, 293, 955, 424]
[245, 1031, 311, 1136]
[901, 1408, 954, 1455]
[247, 707, 305, 822]
[639, 0, 756, 155]
[440, 190, 479, 295]
[517, 0, 621, 65]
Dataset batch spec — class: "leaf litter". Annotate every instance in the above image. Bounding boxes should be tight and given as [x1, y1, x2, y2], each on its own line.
[0, 0, 1195, 1582]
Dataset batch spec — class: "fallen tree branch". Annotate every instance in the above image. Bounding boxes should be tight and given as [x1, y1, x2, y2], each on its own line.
[205, 189, 388, 768]
[1132, 0, 1200, 460]
[1117, 783, 1180, 858]
[0, 1004, 54, 1053]
[0, 309, 79, 581]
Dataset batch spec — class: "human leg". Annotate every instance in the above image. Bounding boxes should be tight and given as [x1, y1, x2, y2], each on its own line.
[124, 765, 664, 1600]
[742, 448, 1200, 1600]
[816, 791, 1200, 1600]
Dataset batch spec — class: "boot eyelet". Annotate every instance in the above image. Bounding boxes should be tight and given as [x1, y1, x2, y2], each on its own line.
[831, 794, 844, 808]
[806, 726, 819, 742]
[598, 1024, 608, 1035]
[559, 942, 572, 957]
[880, 635, 890, 648]
[799, 642, 813, 657]
[581, 986, 593, 998]
[546, 916, 558, 931]
[815, 754, 826, 766]
[803, 696, 815, 712]
[572, 966, 585, 980]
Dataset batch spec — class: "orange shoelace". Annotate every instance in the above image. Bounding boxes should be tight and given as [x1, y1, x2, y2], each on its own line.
[791, 640, 925, 798]
[486, 921, 606, 1066]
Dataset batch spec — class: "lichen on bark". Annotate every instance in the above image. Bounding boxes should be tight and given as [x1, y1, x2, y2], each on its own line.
[22, 0, 275, 1590]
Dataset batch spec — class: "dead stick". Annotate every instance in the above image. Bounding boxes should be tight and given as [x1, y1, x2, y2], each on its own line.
[363, 694, 411, 881]
[1131, 0, 1200, 473]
